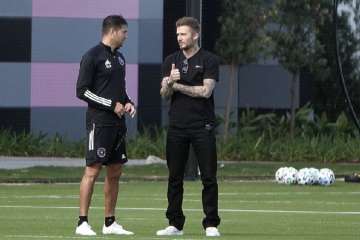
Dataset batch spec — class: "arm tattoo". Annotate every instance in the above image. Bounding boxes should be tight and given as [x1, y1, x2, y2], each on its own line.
[160, 77, 174, 99]
[172, 79, 216, 98]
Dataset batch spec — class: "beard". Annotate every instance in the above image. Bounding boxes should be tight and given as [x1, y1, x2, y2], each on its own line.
[179, 42, 194, 50]
[117, 40, 124, 48]
[113, 38, 125, 48]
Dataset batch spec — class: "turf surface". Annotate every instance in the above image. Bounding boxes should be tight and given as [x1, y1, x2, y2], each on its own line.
[0, 162, 359, 182]
[0, 181, 359, 239]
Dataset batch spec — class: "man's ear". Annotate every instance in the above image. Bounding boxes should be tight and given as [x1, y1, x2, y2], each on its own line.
[109, 27, 115, 35]
[193, 32, 199, 41]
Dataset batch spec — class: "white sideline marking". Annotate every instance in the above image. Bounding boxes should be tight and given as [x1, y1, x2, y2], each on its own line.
[5, 235, 105, 239]
[0, 198, 358, 206]
[1, 191, 359, 199]
[0, 205, 359, 215]
[5, 235, 176, 240]
[186, 191, 360, 196]
[0, 195, 358, 206]
[0, 195, 78, 199]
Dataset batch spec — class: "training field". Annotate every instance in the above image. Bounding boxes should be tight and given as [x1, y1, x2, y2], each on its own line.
[0, 181, 359, 240]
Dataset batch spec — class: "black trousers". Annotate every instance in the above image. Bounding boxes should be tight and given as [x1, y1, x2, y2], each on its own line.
[165, 125, 220, 230]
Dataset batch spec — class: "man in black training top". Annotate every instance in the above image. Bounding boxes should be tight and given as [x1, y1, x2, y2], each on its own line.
[157, 16, 221, 237]
[75, 15, 135, 236]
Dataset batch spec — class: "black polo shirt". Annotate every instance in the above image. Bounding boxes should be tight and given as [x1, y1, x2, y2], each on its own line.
[76, 42, 132, 126]
[162, 49, 219, 129]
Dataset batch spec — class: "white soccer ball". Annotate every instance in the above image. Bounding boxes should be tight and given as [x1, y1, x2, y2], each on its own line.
[296, 168, 312, 185]
[283, 167, 298, 185]
[275, 167, 288, 183]
[318, 168, 335, 186]
[308, 168, 320, 185]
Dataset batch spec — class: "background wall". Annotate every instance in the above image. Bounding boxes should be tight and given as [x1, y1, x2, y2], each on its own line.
[0, 0, 304, 140]
[0, 0, 163, 140]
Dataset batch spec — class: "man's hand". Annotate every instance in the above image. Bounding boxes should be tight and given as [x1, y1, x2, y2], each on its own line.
[160, 64, 180, 98]
[160, 77, 174, 98]
[125, 102, 136, 118]
[114, 102, 125, 118]
[168, 63, 180, 85]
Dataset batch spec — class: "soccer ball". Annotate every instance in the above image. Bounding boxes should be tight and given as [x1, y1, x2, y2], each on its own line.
[296, 168, 312, 185]
[275, 167, 288, 183]
[275, 167, 298, 184]
[318, 168, 335, 186]
[308, 168, 320, 185]
[283, 167, 298, 185]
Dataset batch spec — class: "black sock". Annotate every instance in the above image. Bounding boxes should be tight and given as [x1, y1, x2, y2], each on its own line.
[105, 216, 115, 227]
[78, 216, 88, 226]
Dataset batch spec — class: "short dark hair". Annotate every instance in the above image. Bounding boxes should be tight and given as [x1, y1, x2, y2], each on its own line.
[102, 15, 128, 35]
[176, 17, 200, 33]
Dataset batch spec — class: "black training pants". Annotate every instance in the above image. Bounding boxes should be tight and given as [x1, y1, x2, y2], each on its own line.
[165, 125, 220, 230]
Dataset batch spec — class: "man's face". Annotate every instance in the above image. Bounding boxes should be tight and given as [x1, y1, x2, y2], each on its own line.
[111, 25, 128, 48]
[176, 25, 198, 50]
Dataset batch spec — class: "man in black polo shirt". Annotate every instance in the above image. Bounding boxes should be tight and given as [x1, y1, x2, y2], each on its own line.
[157, 17, 221, 237]
[75, 15, 135, 236]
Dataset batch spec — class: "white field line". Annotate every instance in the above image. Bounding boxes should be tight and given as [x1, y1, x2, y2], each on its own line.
[0, 205, 359, 215]
[0, 195, 359, 206]
[0, 195, 79, 199]
[1, 191, 360, 199]
[4, 235, 105, 239]
[0, 216, 146, 221]
[3, 196, 359, 206]
[186, 191, 360, 196]
[5, 235, 174, 240]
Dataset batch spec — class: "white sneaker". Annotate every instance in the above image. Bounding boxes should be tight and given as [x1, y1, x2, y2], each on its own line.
[102, 222, 134, 235]
[75, 222, 96, 236]
[205, 227, 220, 237]
[156, 226, 183, 236]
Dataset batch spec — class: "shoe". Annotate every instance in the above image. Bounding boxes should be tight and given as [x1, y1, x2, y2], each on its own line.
[75, 221, 96, 236]
[102, 222, 134, 235]
[205, 227, 220, 237]
[344, 173, 360, 183]
[156, 226, 183, 236]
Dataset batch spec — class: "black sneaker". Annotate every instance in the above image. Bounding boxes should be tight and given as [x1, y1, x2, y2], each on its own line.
[344, 173, 360, 183]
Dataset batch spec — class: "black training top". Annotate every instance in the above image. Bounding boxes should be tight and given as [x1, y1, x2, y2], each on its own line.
[76, 42, 133, 127]
[162, 48, 219, 129]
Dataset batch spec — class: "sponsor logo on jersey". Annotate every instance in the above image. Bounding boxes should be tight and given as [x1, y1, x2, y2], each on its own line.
[105, 59, 112, 69]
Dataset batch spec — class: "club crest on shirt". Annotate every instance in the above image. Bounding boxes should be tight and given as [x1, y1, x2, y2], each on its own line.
[97, 147, 106, 158]
[105, 59, 112, 69]
[118, 56, 125, 66]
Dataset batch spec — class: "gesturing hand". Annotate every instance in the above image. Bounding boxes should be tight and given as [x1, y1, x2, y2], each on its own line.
[125, 103, 136, 118]
[169, 63, 180, 85]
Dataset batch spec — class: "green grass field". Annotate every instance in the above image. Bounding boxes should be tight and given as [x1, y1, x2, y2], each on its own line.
[0, 181, 359, 240]
[1, 162, 359, 182]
